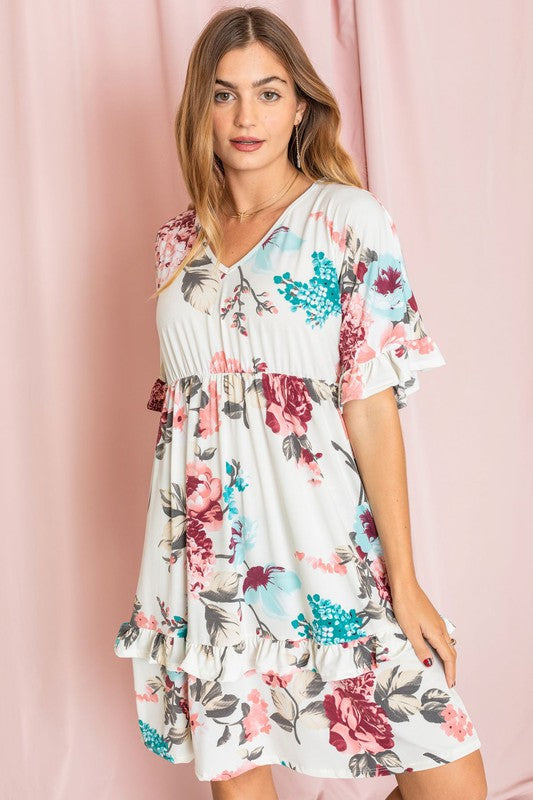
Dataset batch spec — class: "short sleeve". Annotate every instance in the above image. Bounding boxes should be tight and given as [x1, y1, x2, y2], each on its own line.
[147, 210, 199, 410]
[337, 195, 446, 412]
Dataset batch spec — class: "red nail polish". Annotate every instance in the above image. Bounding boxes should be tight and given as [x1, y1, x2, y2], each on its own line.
[423, 658, 433, 667]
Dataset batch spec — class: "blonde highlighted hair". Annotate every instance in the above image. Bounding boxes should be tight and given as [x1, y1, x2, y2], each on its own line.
[152, 5, 364, 298]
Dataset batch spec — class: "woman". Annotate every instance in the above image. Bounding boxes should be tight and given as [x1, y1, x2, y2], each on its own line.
[113, 7, 487, 799]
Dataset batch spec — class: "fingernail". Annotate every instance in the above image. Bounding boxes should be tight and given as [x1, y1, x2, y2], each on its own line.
[423, 658, 433, 667]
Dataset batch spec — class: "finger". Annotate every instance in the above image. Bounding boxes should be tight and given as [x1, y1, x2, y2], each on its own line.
[425, 629, 457, 689]
[406, 629, 437, 671]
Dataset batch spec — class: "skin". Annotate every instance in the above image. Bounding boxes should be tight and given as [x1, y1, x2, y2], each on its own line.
[211, 41, 311, 265]
[208, 41, 488, 800]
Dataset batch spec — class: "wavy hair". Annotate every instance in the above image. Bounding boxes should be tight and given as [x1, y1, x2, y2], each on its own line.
[152, 5, 363, 298]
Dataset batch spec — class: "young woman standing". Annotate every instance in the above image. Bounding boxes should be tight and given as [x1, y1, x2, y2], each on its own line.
[114, 7, 487, 799]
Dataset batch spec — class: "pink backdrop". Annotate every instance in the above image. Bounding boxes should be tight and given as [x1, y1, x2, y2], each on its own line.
[3, 1, 531, 798]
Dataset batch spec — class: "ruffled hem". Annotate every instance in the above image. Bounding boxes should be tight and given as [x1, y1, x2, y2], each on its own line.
[114, 615, 456, 682]
[337, 336, 446, 411]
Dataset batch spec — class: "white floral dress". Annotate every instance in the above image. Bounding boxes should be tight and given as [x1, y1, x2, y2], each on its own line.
[113, 179, 482, 781]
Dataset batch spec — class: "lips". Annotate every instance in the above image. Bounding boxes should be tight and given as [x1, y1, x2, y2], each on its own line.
[230, 139, 263, 143]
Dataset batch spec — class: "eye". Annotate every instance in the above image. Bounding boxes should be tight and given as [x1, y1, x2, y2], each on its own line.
[214, 91, 233, 103]
[262, 91, 280, 101]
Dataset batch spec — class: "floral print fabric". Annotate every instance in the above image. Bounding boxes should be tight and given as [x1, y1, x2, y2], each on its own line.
[113, 180, 481, 780]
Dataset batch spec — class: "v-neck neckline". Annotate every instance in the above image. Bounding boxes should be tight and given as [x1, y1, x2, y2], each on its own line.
[197, 178, 326, 275]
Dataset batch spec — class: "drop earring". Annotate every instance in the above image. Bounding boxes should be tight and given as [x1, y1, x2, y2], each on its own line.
[294, 122, 301, 169]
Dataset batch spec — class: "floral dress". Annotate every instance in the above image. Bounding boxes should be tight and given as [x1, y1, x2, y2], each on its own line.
[113, 179, 482, 781]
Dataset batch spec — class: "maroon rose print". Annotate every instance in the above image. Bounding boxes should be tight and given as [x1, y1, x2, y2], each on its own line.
[323, 670, 395, 756]
[185, 515, 215, 595]
[262, 374, 313, 436]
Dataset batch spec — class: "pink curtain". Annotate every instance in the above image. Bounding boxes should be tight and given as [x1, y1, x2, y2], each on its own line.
[3, 1, 531, 798]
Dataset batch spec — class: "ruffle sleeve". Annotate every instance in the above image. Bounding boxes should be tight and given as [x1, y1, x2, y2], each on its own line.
[147, 211, 199, 411]
[337, 195, 446, 412]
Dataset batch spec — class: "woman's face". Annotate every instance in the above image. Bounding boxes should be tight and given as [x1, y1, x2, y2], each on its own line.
[212, 41, 306, 175]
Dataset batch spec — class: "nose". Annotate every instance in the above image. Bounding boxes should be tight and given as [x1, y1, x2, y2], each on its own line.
[233, 97, 257, 128]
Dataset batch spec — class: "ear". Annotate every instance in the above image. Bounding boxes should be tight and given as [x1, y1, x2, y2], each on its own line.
[296, 99, 307, 124]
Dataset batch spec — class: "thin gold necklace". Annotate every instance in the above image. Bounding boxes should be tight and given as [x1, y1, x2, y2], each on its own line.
[222, 170, 301, 223]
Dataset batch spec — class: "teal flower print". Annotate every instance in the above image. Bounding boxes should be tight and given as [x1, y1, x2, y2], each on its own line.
[228, 516, 258, 565]
[138, 719, 174, 761]
[273, 250, 341, 328]
[366, 252, 411, 323]
[223, 460, 249, 519]
[167, 669, 187, 687]
[252, 226, 305, 273]
[291, 592, 367, 644]
[172, 614, 188, 638]
[243, 564, 302, 618]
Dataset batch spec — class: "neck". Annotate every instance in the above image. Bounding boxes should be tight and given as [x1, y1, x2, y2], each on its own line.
[221, 160, 300, 214]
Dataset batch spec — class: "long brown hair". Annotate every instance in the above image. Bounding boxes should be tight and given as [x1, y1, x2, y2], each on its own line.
[152, 5, 363, 298]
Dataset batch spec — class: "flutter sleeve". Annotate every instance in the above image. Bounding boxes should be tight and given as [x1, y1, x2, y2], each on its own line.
[337, 194, 446, 412]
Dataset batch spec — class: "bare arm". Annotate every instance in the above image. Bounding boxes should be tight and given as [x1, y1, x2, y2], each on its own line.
[342, 387, 457, 688]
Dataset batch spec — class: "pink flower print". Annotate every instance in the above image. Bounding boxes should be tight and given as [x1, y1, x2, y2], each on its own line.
[185, 516, 215, 596]
[440, 703, 475, 742]
[369, 556, 393, 604]
[212, 763, 257, 782]
[156, 211, 197, 288]
[135, 685, 158, 703]
[305, 454, 324, 485]
[172, 402, 186, 431]
[339, 291, 368, 366]
[243, 688, 271, 740]
[378, 320, 406, 351]
[185, 461, 223, 531]
[262, 373, 313, 437]
[209, 351, 246, 374]
[189, 712, 202, 732]
[197, 379, 221, 438]
[339, 365, 365, 403]
[155, 408, 168, 445]
[261, 670, 294, 688]
[133, 611, 159, 630]
[293, 550, 348, 575]
[309, 210, 348, 250]
[408, 334, 438, 356]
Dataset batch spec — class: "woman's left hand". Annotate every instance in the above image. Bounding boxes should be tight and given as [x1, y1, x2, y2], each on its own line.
[390, 580, 457, 689]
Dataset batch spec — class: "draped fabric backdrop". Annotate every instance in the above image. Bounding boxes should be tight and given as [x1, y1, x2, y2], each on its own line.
[2, 1, 531, 798]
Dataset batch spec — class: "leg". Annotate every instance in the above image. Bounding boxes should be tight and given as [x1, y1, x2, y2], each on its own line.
[210, 764, 278, 800]
[395, 748, 487, 800]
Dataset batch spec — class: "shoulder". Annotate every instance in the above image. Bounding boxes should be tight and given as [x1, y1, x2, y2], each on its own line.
[319, 181, 393, 228]
[155, 207, 198, 253]
[318, 181, 400, 256]
[154, 207, 199, 287]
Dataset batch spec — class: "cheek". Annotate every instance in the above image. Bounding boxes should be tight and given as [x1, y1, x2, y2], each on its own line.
[263, 108, 296, 134]
[212, 108, 229, 133]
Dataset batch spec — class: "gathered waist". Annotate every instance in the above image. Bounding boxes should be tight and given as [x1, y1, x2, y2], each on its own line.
[155, 369, 341, 408]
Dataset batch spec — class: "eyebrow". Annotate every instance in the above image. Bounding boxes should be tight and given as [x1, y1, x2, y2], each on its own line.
[214, 75, 288, 89]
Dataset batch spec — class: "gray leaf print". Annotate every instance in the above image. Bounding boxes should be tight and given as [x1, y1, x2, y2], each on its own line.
[204, 603, 241, 646]
[182, 252, 220, 314]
